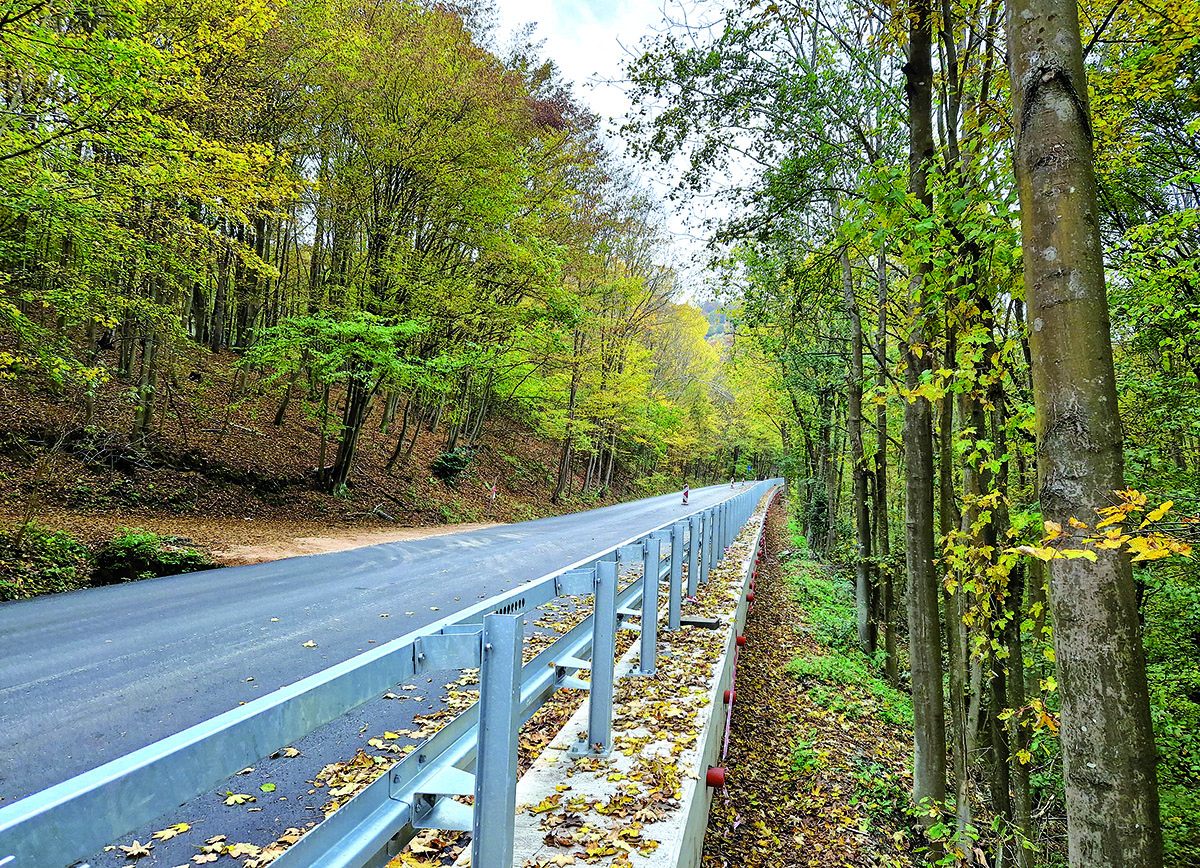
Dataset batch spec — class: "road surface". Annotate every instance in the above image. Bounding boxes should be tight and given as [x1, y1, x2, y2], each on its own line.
[0, 484, 740, 805]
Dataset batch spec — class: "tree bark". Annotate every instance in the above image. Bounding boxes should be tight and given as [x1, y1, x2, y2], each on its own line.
[875, 249, 897, 685]
[903, 0, 948, 829]
[1007, 0, 1163, 863]
[837, 220, 875, 655]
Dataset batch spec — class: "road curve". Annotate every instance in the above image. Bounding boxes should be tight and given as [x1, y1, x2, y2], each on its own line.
[0, 484, 740, 804]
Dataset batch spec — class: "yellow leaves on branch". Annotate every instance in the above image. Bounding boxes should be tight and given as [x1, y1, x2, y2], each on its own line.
[1012, 490, 1192, 564]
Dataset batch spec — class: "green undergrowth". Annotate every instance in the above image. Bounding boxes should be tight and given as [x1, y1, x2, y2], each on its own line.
[781, 513, 916, 849]
[1, 524, 217, 601]
[0, 523, 90, 599]
[783, 517, 913, 727]
[94, 527, 216, 585]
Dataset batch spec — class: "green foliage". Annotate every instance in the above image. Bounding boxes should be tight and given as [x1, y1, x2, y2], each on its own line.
[1141, 563, 1200, 862]
[93, 528, 215, 585]
[0, 525, 90, 601]
[431, 449, 474, 485]
[784, 519, 913, 728]
[790, 737, 824, 775]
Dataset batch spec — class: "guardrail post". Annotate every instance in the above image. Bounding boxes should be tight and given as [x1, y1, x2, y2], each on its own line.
[687, 514, 700, 598]
[705, 507, 715, 580]
[586, 560, 618, 754]
[472, 612, 523, 868]
[668, 521, 684, 629]
[638, 537, 661, 675]
[715, 501, 724, 557]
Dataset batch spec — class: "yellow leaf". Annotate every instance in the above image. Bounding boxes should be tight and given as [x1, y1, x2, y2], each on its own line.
[118, 841, 153, 859]
[1043, 520, 1063, 535]
[1146, 501, 1173, 523]
[152, 823, 190, 841]
[1016, 545, 1056, 562]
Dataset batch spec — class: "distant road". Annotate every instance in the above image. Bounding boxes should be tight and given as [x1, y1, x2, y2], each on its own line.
[0, 484, 740, 804]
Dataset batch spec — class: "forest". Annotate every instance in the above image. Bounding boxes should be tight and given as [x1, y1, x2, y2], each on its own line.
[0, 0, 781, 522]
[2, 0, 1198, 866]
[622, 0, 1200, 865]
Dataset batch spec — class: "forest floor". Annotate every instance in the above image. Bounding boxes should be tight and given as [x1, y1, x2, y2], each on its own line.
[701, 499, 919, 868]
[0, 348, 680, 575]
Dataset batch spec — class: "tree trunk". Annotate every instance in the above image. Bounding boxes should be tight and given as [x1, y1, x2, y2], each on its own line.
[386, 399, 412, 471]
[328, 375, 374, 493]
[210, 245, 229, 353]
[1007, 0, 1163, 863]
[553, 338, 583, 504]
[876, 249, 897, 685]
[903, 0, 947, 831]
[838, 226, 875, 655]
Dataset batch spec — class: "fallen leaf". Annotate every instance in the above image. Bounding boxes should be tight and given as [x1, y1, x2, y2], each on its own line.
[237, 767, 254, 774]
[261, 782, 276, 792]
[430, 606, 439, 611]
[152, 822, 191, 841]
[301, 640, 317, 648]
[118, 840, 153, 859]
[224, 792, 256, 805]
[225, 842, 261, 858]
[193, 855, 218, 864]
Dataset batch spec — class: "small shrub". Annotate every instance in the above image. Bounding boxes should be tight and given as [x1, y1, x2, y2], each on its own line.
[93, 528, 216, 585]
[431, 449, 473, 484]
[0, 524, 90, 600]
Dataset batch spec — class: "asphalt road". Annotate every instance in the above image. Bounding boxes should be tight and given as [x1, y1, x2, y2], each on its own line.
[0, 484, 739, 806]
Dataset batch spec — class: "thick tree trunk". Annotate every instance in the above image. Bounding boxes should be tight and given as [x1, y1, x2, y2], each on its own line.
[903, 0, 947, 830]
[1007, 1, 1163, 864]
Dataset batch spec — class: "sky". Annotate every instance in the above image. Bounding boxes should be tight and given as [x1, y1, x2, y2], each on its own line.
[488, 1, 718, 299]
[490, 0, 670, 143]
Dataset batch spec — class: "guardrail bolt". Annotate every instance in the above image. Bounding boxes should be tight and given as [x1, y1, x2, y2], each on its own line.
[706, 767, 727, 788]
[747, 592, 755, 603]
[736, 635, 747, 647]
[723, 689, 736, 704]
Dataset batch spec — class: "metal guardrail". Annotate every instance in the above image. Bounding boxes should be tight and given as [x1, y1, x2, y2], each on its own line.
[0, 480, 783, 868]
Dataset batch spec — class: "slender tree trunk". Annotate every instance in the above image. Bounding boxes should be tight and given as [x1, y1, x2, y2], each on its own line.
[386, 399, 412, 471]
[317, 383, 330, 481]
[328, 375, 374, 493]
[210, 245, 228, 353]
[876, 249, 897, 685]
[1007, 1, 1163, 863]
[274, 369, 301, 426]
[838, 230, 875, 654]
[904, 0, 947, 831]
[553, 337, 583, 504]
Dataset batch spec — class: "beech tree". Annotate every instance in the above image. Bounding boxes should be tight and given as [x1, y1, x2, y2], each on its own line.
[1006, 0, 1164, 863]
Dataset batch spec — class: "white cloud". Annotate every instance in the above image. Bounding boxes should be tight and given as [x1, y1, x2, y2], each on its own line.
[490, 2, 715, 299]
[492, 0, 666, 139]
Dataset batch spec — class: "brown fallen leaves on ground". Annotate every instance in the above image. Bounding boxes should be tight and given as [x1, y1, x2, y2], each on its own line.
[702, 500, 915, 868]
